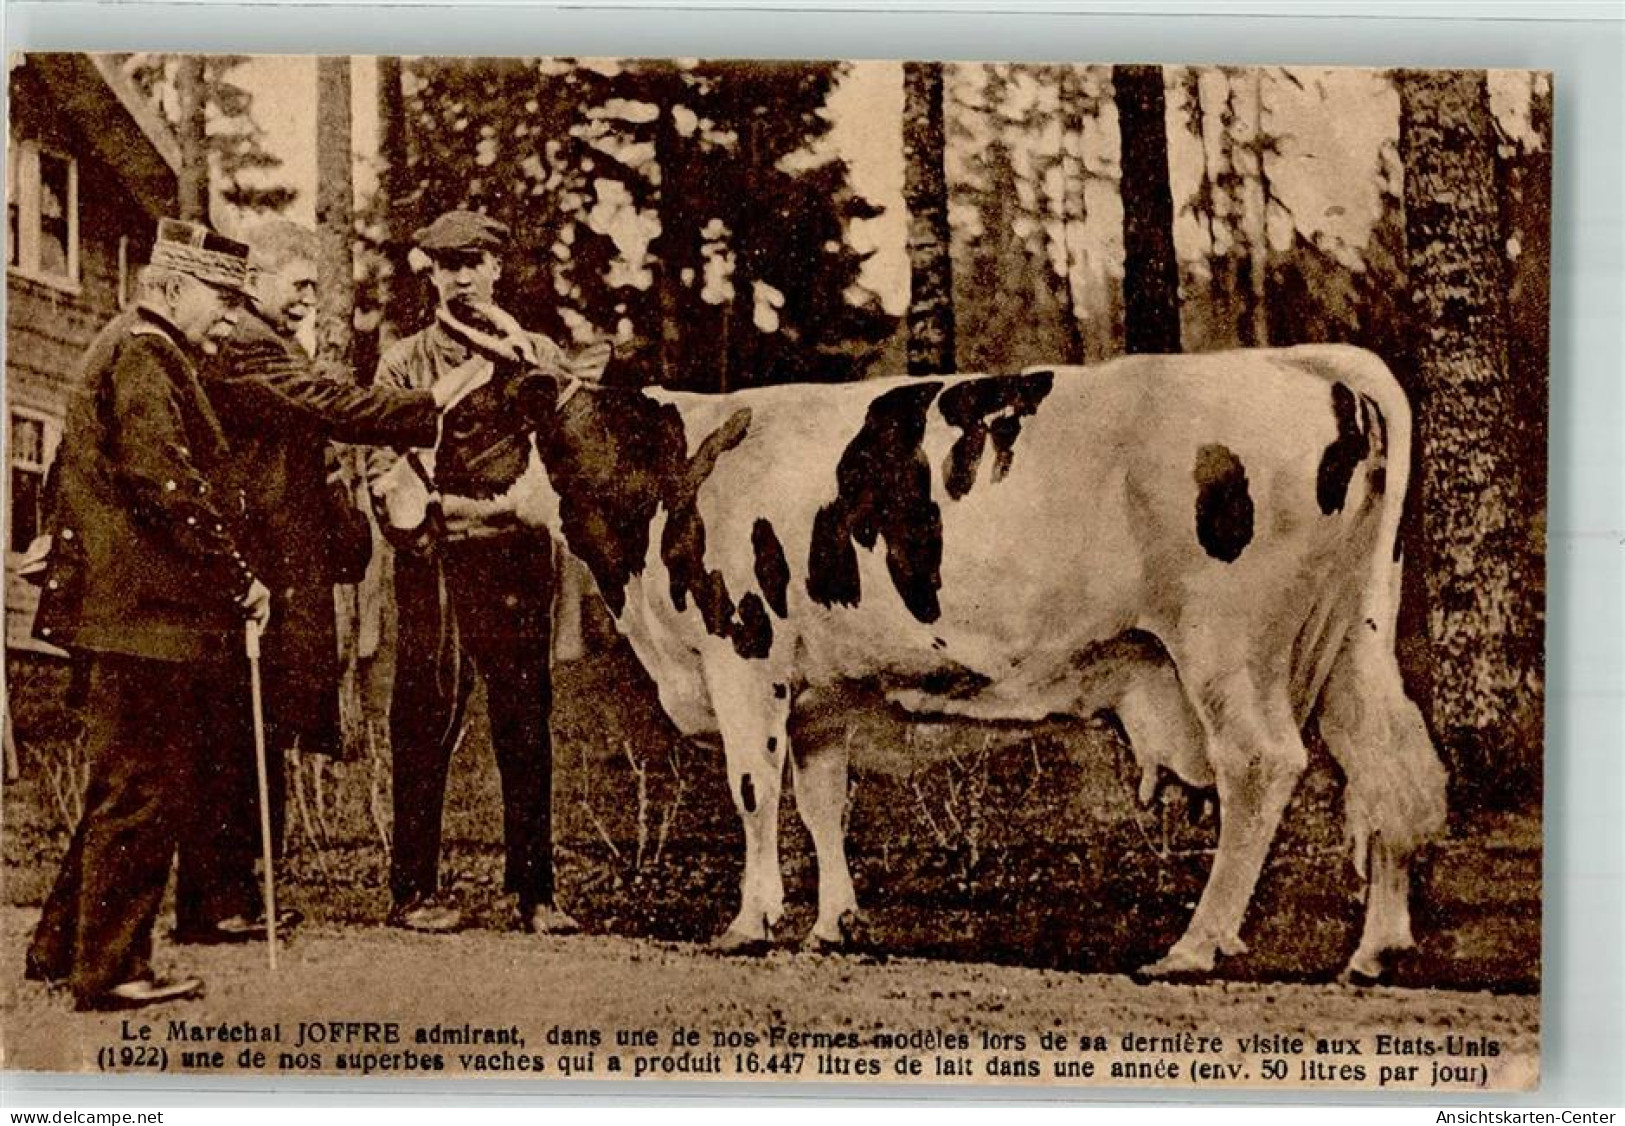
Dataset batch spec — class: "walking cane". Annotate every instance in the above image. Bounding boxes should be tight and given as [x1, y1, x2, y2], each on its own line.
[246, 618, 279, 971]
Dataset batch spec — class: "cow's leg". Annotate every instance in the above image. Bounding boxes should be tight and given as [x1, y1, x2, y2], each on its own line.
[1141, 670, 1305, 977]
[790, 736, 860, 950]
[709, 658, 791, 952]
[1318, 632, 1448, 981]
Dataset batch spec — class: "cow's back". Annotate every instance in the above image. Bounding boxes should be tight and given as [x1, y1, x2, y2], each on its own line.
[602, 346, 1402, 732]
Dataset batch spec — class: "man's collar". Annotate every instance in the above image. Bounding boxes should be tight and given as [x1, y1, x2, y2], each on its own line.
[132, 303, 188, 348]
[426, 316, 472, 360]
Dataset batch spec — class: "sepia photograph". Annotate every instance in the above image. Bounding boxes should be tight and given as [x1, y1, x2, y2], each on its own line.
[1, 51, 1547, 1091]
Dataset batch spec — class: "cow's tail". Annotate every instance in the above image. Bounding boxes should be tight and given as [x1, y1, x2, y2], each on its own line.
[1310, 348, 1448, 877]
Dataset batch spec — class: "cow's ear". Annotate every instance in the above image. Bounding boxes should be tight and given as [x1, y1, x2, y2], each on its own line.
[505, 370, 562, 421]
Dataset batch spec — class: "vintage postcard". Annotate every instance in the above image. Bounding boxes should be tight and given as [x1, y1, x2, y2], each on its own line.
[2, 53, 1546, 1091]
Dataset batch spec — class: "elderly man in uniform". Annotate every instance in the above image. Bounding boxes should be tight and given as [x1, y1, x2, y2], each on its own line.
[368, 210, 604, 936]
[171, 219, 493, 946]
[21, 220, 267, 1010]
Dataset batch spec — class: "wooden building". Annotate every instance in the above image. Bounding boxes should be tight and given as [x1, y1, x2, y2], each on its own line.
[5, 53, 182, 651]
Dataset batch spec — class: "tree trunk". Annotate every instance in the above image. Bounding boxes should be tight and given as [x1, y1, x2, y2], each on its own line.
[316, 57, 368, 759]
[1398, 68, 1542, 809]
[1207, 73, 1238, 345]
[315, 57, 355, 383]
[1055, 65, 1089, 363]
[1501, 75, 1551, 511]
[902, 61, 956, 374]
[175, 56, 210, 222]
[653, 69, 698, 390]
[1237, 70, 1270, 347]
[1114, 65, 1181, 354]
[1496, 73, 1551, 804]
[376, 56, 413, 357]
[1185, 68, 1225, 346]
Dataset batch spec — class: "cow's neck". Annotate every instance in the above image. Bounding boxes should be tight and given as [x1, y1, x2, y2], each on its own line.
[539, 387, 690, 618]
[541, 386, 756, 651]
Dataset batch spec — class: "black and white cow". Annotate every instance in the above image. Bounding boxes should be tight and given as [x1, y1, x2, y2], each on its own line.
[376, 340, 1447, 980]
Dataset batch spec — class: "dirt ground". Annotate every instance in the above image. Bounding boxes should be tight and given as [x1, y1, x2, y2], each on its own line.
[1, 647, 1543, 1091]
[0, 906, 1540, 1090]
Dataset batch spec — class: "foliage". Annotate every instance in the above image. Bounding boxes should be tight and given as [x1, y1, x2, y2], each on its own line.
[115, 53, 298, 214]
[389, 57, 896, 389]
[949, 63, 1122, 369]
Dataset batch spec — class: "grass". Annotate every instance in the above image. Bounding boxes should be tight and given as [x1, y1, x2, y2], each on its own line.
[3, 643, 1540, 989]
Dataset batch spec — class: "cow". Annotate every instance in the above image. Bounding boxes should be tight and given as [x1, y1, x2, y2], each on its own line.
[375, 334, 1447, 982]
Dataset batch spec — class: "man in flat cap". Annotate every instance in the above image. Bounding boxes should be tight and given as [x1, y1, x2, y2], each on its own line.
[22, 220, 269, 1010]
[367, 209, 604, 935]
[171, 218, 495, 947]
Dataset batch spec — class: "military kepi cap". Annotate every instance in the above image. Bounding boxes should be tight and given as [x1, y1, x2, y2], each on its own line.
[150, 218, 251, 292]
[414, 210, 509, 255]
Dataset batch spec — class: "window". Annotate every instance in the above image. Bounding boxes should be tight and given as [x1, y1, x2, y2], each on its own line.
[8, 410, 58, 554]
[7, 140, 78, 288]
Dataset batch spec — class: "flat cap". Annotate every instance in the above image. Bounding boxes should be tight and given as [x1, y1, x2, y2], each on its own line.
[151, 217, 251, 292]
[413, 210, 509, 255]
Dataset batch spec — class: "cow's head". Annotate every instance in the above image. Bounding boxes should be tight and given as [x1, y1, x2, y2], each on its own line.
[371, 367, 577, 547]
[371, 450, 446, 552]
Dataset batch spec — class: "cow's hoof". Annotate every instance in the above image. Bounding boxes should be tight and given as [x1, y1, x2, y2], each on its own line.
[711, 928, 771, 956]
[801, 931, 844, 955]
[1339, 951, 1388, 986]
[802, 907, 872, 954]
[838, 909, 870, 945]
[1135, 945, 1216, 981]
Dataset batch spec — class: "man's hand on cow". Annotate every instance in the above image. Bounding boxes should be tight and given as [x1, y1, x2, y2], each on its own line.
[567, 340, 613, 383]
[239, 578, 273, 631]
[472, 302, 543, 366]
[431, 355, 496, 411]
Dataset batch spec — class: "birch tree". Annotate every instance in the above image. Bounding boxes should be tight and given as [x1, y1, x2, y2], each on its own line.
[903, 61, 956, 374]
[1399, 68, 1543, 805]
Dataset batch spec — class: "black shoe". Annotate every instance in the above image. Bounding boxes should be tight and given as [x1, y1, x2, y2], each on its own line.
[174, 909, 302, 946]
[175, 915, 262, 945]
[23, 955, 65, 985]
[77, 975, 204, 1012]
[388, 897, 463, 934]
[261, 907, 304, 932]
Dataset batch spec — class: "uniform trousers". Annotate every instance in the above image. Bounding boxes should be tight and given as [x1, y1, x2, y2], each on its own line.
[389, 534, 557, 911]
[28, 651, 249, 1003]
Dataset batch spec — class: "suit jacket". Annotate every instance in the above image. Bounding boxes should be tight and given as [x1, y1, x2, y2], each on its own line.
[32, 309, 258, 662]
[202, 307, 440, 754]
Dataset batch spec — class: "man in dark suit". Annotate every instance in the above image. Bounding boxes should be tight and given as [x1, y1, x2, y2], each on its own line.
[23, 220, 268, 1011]
[174, 219, 492, 946]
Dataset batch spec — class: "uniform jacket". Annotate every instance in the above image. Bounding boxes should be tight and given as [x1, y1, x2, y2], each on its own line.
[32, 309, 258, 662]
[202, 306, 440, 754]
